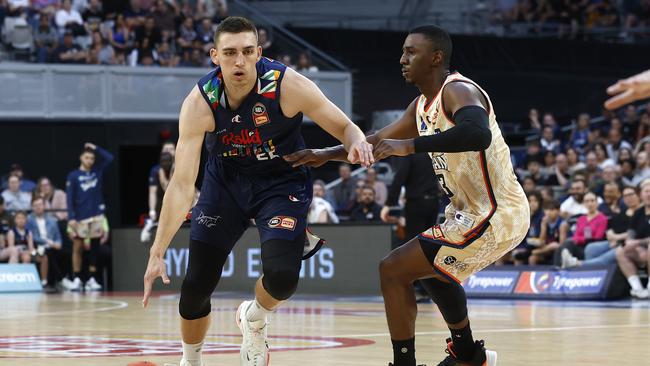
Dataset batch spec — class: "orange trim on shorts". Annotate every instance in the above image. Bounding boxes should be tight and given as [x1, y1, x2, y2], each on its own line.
[433, 262, 461, 284]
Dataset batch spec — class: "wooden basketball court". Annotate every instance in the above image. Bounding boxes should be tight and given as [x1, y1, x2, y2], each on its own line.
[1, 292, 648, 365]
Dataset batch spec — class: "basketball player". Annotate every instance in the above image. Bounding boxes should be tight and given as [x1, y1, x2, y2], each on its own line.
[141, 17, 373, 366]
[285, 25, 529, 366]
[605, 68, 650, 110]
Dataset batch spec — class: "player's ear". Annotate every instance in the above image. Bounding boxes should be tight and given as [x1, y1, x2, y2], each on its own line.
[209, 48, 219, 66]
[257, 45, 262, 61]
[432, 50, 443, 67]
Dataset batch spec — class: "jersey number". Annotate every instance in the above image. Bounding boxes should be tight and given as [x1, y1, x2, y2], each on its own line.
[436, 174, 454, 197]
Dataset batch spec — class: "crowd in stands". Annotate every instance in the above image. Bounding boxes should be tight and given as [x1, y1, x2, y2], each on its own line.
[0, 0, 320, 70]
[491, 0, 650, 40]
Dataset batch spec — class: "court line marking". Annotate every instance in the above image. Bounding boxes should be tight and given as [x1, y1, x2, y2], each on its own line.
[334, 322, 650, 338]
[0, 300, 129, 319]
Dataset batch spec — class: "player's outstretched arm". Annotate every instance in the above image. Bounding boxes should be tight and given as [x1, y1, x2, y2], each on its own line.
[280, 68, 374, 167]
[283, 96, 419, 167]
[604, 69, 650, 110]
[374, 82, 492, 160]
[142, 85, 212, 308]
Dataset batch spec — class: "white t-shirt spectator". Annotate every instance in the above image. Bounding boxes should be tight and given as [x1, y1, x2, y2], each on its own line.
[308, 197, 339, 224]
[1, 190, 32, 211]
[55, 8, 84, 30]
[560, 195, 603, 218]
[606, 140, 633, 162]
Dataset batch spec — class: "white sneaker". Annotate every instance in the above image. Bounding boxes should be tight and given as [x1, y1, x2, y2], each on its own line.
[236, 300, 269, 366]
[630, 288, 649, 299]
[64, 277, 82, 291]
[84, 277, 102, 291]
[561, 248, 579, 268]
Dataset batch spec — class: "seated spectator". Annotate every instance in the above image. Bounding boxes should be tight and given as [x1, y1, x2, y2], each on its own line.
[598, 182, 622, 219]
[32, 0, 61, 16]
[540, 125, 560, 154]
[330, 163, 358, 212]
[7, 0, 28, 16]
[196, 17, 213, 46]
[157, 41, 179, 67]
[34, 13, 59, 63]
[584, 150, 603, 187]
[525, 159, 546, 184]
[527, 108, 541, 131]
[540, 150, 556, 177]
[621, 159, 637, 186]
[86, 30, 114, 64]
[135, 15, 162, 52]
[177, 17, 197, 50]
[511, 191, 544, 265]
[350, 186, 383, 222]
[296, 52, 318, 72]
[630, 151, 650, 187]
[151, 0, 176, 35]
[521, 176, 537, 195]
[27, 197, 63, 290]
[0, 196, 19, 263]
[616, 179, 650, 299]
[53, 31, 87, 64]
[606, 127, 632, 162]
[618, 147, 633, 163]
[2, 175, 31, 211]
[554, 192, 608, 265]
[594, 165, 622, 196]
[365, 167, 387, 205]
[563, 185, 640, 269]
[278, 53, 295, 69]
[1, 163, 36, 192]
[107, 14, 134, 52]
[560, 178, 602, 219]
[197, 0, 228, 23]
[569, 113, 591, 156]
[81, 0, 103, 32]
[257, 27, 278, 58]
[55, 0, 85, 36]
[545, 152, 570, 187]
[529, 199, 564, 265]
[593, 142, 615, 169]
[308, 180, 339, 224]
[566, 147, 585, 175]
[33, 177, 67, 221]
[637, 112, 650, 141]
[7, 211, 34, 264]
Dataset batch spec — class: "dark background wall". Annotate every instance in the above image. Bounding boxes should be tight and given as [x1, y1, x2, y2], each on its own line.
[289, 27, 650, 125]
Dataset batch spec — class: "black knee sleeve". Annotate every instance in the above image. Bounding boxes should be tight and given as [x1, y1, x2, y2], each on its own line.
[179, 240, 229, 320]
[420, 277, 468, 325]
[261, 236, 304, 301]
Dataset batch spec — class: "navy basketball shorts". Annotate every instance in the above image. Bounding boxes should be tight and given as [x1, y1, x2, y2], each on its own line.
[190, 160, 312, 252]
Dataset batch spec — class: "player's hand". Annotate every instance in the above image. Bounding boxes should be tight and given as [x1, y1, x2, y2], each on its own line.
[374, 139, 415, 160]
[605, 69, 650, 110]
[84, 142, 97, 150]
[624, 238, 640, 247]
[142, 254, 170, 308]
[283, 149, 330, 168]
[347, 140, 374, 167]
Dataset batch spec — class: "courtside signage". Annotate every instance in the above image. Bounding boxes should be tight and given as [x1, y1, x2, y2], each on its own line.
[463, 271, 519, 294]
[0, 264, 42, 292]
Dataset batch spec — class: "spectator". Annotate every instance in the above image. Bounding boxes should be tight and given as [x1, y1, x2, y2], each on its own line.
[586, 0, 619, 28]
[7, 0, 28, 16]
[540, 150, 556, 178]
[522, 176, 537, 195]
[177, 17, 197, 50]
[606, 127, 632, 162]
[554, 191, 608, 265]
[257, 27, 278, 57]
[584, 150, 603, 188]
[529, 199, 564, 265]
[86, 30, 115, 64]
[637, 112, 650, 141]
[1, 163, 36, 192]
[350, 186, 383, 222]
[107, 13, 134, 52]
[34, 13, 59, 63]
[148, 151, 174, 221]
[569, 113, 591, 155]
[7, 211, 34, 264]
[511, 191, 544, 265]
[621, 159, 637, 187]
[53, 31, 87, 64]
[540, 125, 560, 154]
[151, 0, 176, 34]
[527, 108, 541, 131]
[32, 0, 61, 15]
[616, 179, 650, 299]
[560, 178, 593, 219]
[308, 180, 339, 224]
[81, 0, 104, 32]
[33, 177, 67, 221]
[296, 52, 318, 72]
[525, 159, 545, 184]
[566, 147, 585, 174]
[55, 0, 85, 35]
[197, 0, 228, 22]
[593, 142, 615, 169]
[135, 15, 162, 51]
[598, 182, 622, 219]
[196, 17, 213, 47]
[157, 41, 179, 67]
[27, 197, 63, 290]
[330, 163, 358, 211]
[545, 152, 570, 187]
[630, 151, 650, 187]
[563, 185, 640, 269]
[65, 142, 113, 291]
[618, 147, 633, 163]
[0, 196, 19, 262]
[542, 112, 559, 134]
[278, 53, 294, 69]
[365, 167, 387, 205]
[2, 175, 31, 211]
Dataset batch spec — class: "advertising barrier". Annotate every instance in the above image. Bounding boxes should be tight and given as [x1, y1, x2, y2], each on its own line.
[0, 264, 43, 293]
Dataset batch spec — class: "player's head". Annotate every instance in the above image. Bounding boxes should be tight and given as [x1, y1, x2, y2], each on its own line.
[401, 25, 452, 84]
[210, 16, 261, 87]
[542, 199, 560, 220]
[80, 147, 96, 169]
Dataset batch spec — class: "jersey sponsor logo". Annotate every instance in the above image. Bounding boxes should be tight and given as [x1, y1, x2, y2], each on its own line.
[196, 211, 221, 228]
[443, 255, 457, 265]
[268, 216, 296, 231]
[252, 102, 270, 126]
[222, 139, 280, 161]
[221, 129, 262, 146]
[78, 174, 98, 192]
[231, 114, 242, 123]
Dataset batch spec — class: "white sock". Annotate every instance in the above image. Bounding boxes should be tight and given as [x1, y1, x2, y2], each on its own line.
[627, 275, 643, 291]
[182, 340, 203, 365]
[246, 299, 272, 322]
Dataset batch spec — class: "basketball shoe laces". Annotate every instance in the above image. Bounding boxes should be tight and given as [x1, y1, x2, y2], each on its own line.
[437, 338, 484, 366]
[244, 322, 269, 365]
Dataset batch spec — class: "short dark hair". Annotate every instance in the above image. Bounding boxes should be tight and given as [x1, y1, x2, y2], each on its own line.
[213, 16, 258, 46]
[543, 199, 561, 210]
[408, 25, 452, 67]
[81, 147, 95, 155]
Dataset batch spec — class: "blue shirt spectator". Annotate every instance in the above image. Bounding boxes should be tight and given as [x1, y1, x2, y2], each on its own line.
[66, 143, 114, 221]
[27, 198, 62, 248]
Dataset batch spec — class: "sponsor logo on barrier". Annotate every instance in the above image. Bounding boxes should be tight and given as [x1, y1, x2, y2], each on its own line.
[463, 271, 519, 294]
[514, 270, 607, 295]
[0, 264, 42, 292]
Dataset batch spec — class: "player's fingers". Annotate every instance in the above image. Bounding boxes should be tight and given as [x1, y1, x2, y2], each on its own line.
[283, 151, 305, 162]
[606, 79, 629, 95]
[161, 269, 170, 285]
[142, 277, 153, 308]
[347, 149, 359, 164]
[356, 146, 367, 165]
[604, 89, 635, 110]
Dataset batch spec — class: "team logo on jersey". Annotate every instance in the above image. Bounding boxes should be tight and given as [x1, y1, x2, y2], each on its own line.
[231, 114, 242, 123]
[221, 129, 262, 146]
[268, 216, 296, 231]
[252, 102, 270, 126]
[419, 116, 427, 132]
[443, 256, 457, 265]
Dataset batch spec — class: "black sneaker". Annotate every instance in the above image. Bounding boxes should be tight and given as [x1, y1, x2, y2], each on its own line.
[436, 338, 497, 366]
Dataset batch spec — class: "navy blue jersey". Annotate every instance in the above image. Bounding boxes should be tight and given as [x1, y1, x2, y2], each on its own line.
[11, 227, 31, 246]
[197, 57, 305, 174]
[66, 146, 114, 221]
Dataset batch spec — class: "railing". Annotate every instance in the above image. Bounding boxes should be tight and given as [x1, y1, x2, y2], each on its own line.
[0, 63, 352, 121]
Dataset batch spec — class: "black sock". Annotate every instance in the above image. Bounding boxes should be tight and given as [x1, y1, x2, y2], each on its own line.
[450, 324, 475, 361]
[391, 338, 415, 366]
